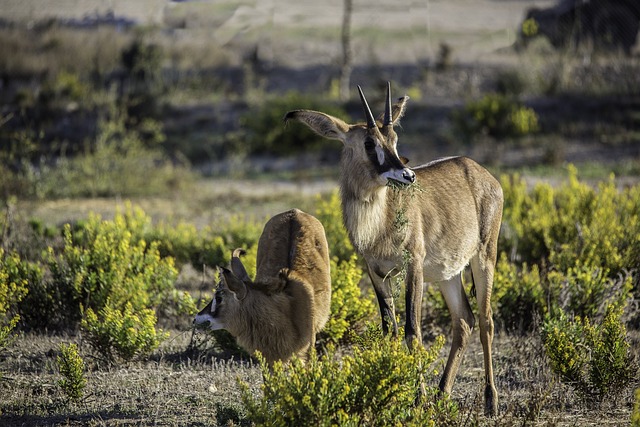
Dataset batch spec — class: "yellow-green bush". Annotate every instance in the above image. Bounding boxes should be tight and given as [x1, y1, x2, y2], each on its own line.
[492, 253, 546, 332]
[238, 92, 349, 156]
[151, 220, 228, 268]
[81, 302, 168, 363]
[547, 261, 633, 320]
[541, 304, 637, 403]
[314, 191, 354, 262]
[501, 166, 640, 275]
[320, 255, 375, 343]
[452, 93, 539, 141]
[57, 343, 86, 402]
[241, 332, 456, 426]
[33, 114, 193, 199]
[52, 219, 176, 315]
[150, 215, 263, 269]
[0, 249, 38, 347]
[498, 166, 640, 325]
[38, 206, 187, 334]
[0, 249, 31, 322]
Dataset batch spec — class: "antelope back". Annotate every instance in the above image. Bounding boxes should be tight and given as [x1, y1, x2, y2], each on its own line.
[255, 209, 330, 287]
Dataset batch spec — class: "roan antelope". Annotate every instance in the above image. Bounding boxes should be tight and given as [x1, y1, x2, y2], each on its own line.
[284, 83, 503, 416]
[193, 209, 331, 364]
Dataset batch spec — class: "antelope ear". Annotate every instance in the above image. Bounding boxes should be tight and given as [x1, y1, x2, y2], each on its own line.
[284, 110, 350, 143]
[230, 248, 251, 283]
[220, 267, 247, 300]
[391, 96, 409, 126]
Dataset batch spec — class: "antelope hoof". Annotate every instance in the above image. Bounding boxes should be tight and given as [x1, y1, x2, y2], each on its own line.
[484, 384, 499, 417]
[405, 333, 422, 348]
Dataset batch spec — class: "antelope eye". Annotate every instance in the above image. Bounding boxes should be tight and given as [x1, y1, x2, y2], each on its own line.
[364, 137, 376, 151]
[214, 290, 224, 308]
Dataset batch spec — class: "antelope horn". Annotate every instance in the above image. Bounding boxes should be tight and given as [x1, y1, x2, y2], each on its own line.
[230, 248, 250, 283]
[357, 85, 376, 129]
[383, 81, 392, 126]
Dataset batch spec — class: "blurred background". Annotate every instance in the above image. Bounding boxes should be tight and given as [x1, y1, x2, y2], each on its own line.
[1, 0, 639, 203]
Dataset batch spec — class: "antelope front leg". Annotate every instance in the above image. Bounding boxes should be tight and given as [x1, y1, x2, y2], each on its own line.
[404, 261, 424, 346]
[366, 262, 398, 336]
[438, 274, 475, 397]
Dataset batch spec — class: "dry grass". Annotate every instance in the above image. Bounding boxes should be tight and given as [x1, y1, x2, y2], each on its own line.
[0, 331, 261, 426]
[1, 328, 637, 426]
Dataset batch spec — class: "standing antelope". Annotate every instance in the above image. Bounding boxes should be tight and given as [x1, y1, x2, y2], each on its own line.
[284, 83, 503, 416]
[193, 209, 331, 364]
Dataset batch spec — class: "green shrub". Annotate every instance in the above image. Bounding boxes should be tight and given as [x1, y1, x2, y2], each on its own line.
[0, 249, 31, 322]
[541, 304, 637, 404]
[500, 167, 640, 310]
[39, 70, 90, 105]
[151, 220, 228, 267]
[0, 315, 19, 354]
[314, 191, 354, 262]
[237, 92, 349, 156]
[497, 167, 640, 330]
[0, 249, 38, 346]
[81, 301, 168, 363]
[57, 343, 86, 402]
[453, 93, 539, 141]
[150, 215, 262, 269]
[500, 166, 640, 270]
[240, 332, 457, 426]
[42, 206, 182, 330]
[34, 114, 193, 199]
[320, 255, 375, 343]
[547, 261, 633, 320]
[493, 253, 546, 332]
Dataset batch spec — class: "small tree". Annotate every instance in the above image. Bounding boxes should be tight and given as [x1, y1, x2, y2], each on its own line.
[57, 343, 87, 402]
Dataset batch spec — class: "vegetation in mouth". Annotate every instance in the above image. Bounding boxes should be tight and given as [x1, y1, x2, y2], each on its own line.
[386, 178, 409, 188]
[387, 179, 424, 233]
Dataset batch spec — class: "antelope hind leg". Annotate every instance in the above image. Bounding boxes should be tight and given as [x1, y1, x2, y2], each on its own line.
[471, 254, 499, 416]
[437, 274, 475, 397]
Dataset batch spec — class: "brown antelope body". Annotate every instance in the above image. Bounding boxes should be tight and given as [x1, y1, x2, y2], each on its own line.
[285, 84, 503, 416]
[193, 209, 331, 364]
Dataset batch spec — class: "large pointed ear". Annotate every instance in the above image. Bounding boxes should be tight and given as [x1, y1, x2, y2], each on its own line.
[284, 110, 350, 143]
[391, 96, 409, 126]
[376, 96, 409, 127]
[219, 267, 247, 300]
[230, 248, 251, 283]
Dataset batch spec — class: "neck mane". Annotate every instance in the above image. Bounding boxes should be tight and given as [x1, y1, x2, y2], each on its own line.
[339, 176, 389, 254]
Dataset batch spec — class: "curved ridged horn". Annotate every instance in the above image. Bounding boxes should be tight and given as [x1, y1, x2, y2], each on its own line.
[383, 82, 392, 126]
[357, 85, 376, 129]
[230, 248, 250, 282]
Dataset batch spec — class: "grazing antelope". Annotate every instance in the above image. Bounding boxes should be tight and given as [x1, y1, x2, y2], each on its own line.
[284, 83, 503, 416]
[193, 209, 331, 364]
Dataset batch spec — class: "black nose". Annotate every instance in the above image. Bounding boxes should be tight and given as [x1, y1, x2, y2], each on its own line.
[403, 170, 416, 183]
